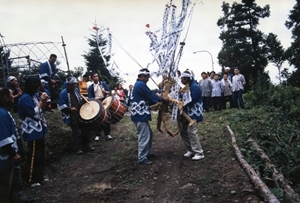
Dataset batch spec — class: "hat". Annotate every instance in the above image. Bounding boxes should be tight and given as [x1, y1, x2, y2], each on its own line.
[180, 71, 193, 79]
[6, 76, 16, 83]
[225, 67, 230, 70]
[41, 79, 45, 83]
[138, 68, 150, 76]
[66, 76, 78, 84]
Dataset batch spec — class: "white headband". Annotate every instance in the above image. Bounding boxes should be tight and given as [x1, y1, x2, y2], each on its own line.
[67, 77, 78, 84]
[138, 70, 150, 75]
[180, 72, 192, 79]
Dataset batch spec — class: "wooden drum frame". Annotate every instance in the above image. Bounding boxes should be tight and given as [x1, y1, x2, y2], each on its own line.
[79, 99, 109, 130]
[102, 96, 125, 124]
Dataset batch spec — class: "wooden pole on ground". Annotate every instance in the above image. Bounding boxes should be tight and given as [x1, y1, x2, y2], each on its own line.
[249, 138, 300, 203]
[227, 126, 280, 203]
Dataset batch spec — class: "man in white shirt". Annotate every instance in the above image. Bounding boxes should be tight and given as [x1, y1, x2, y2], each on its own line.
[232, 67, 246, 109]
[87, 72, 112, 140]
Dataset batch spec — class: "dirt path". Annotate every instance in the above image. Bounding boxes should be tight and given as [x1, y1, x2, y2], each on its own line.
[26, 113, 262, 203]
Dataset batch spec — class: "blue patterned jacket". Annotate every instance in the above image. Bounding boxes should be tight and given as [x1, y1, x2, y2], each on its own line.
[184, 80, 203, 123]
[0, 107, 18, 170]
[18, 93, 48, 142]
[130, 79, 162, 122]
[59, 87, 82, 125]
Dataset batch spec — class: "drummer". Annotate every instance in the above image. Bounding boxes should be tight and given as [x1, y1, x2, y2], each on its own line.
[87, 72, 112, 140]
[58, 76, 95, 154]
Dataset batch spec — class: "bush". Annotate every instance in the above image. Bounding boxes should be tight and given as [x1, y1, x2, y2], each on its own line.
[229, 85, 300, 187]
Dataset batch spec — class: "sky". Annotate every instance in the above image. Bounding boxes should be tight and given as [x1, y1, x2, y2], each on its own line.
[0, 0, 296, 89]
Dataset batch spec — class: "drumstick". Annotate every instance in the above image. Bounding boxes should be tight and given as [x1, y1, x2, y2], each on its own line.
[81, 94, 90, 104]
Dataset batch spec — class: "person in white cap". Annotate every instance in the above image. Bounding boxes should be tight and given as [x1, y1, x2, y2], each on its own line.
[179, 70, 205, 161]
[59, 76, 94, 154]
[224, 67, 233, 82]
[6, 76, 22, 112]
[131, 68, 166, 165]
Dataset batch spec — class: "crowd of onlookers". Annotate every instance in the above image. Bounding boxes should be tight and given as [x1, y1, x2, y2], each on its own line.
[198, 67, 246, 112]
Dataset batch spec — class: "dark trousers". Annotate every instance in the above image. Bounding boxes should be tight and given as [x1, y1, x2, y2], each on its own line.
[212, 97, 222, 111]
[232, 90, 245, 109]
[202, 97, 210, 112]
[103, 123, 111, 136]
[0, 165, 14, 203]
[25, 138, 45, 184]
[70, 120, 90, 152]
[222, 95, 233, 109]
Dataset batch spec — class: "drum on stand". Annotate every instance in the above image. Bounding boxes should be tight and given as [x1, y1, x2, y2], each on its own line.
[102, 96, 125, 124]
[79, 99, 109, 130]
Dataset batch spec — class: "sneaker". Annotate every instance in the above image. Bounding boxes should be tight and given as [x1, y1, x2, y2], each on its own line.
[139, 159, 152, 165]
[75, 150, 83, 155]
[30, 183, 41, 187]
[192, 154, 205, 161]
[106, 135, 112, 140]
[95, 136, 100, 141]
[184, 151, 194, 158]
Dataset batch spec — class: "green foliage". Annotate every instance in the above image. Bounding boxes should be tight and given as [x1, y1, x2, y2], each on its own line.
[82, 26, 123, 87]
[228, 88, 300, 187]
[285, 1, 300, 87]
[265, 33, 285, 84]
[270, 188, 285, 202]
[217, 0, 271, 91]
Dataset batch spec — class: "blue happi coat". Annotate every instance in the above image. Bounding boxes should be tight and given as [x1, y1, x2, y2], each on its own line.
[39, 61, 57, 90]
[59, 87, 82, 125]
[18, 93, 48, 142]
[183, 79, 204, 123]
[130, 79, 162, 122]
[0, 107, 18, 170]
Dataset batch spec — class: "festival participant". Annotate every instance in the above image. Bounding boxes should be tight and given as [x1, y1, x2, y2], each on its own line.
[131, 68, 165, 165]
[117, 84, 125, 103]
[211, 74, 223, 111]
[87, 72, 112, 140]
[111, 85, 120, 100]
[79, 74, 89, 97]
[18, 76, 48, 187]
[221, 72, 233, 109]
[232, 67, 246, 109]
[179, 71, 205, 161]
[198, 72, 212, 112]
[0, 88, 36, 202]
[0, 87, 21, 202]
[39, 79, 56, 112]
[86, 75, 93, 88]
[39, 54, 57, 100]
[6, 76, 22, 113]
[59, 76, 95, 154]
[186, 69, 195, 79]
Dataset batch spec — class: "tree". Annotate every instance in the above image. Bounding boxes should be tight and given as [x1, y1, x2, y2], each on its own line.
[265, 33, 285, 84]
[217, 0, 271, 91]
[82, 27, 121, 88]
[285, 0, 300, 87]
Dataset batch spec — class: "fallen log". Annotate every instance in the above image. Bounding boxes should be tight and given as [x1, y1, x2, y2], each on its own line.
[250, 138, 300, 203]
[226, 126, 280, 203]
